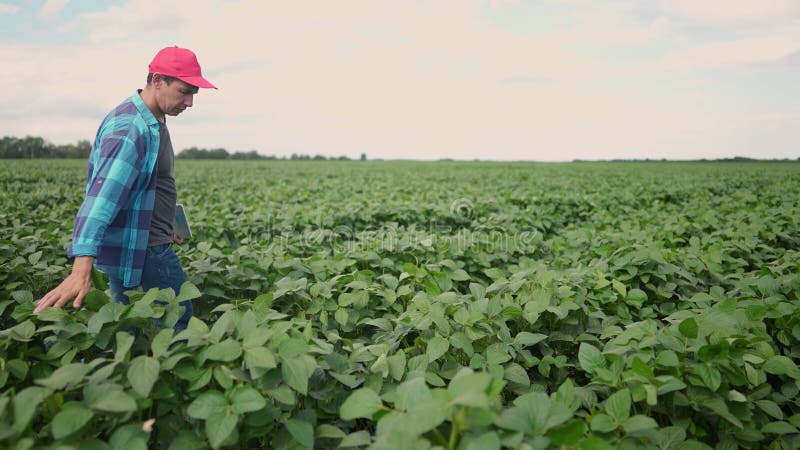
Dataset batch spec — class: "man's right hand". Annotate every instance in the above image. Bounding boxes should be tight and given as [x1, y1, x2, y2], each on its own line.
[34, 256, 94, 314]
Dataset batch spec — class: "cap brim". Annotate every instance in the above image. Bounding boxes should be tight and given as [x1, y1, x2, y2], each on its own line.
[177, 75, 217, 89]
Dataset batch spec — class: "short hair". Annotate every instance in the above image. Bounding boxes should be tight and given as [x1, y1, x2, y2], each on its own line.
[146, 73, 180, 85]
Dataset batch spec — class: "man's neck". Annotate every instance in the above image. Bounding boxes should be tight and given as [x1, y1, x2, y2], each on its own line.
[139, 87, 165, 123]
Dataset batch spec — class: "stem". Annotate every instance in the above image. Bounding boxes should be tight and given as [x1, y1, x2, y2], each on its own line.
[448, 408, 462, 450]
[431, 427, 448, 447]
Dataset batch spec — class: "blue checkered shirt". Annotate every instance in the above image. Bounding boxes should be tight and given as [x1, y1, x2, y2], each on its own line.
[67, 92, 161, 287]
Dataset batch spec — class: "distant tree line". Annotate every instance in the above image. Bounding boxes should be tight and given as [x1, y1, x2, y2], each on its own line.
[573, 156, 800, 162]
[0, 136, 359, 161]
[177, 146, 353, 161]
[0, 136, 91, 159]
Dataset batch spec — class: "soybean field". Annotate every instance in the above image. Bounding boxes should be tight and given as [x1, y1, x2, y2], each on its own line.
[1, 159, 799, 449]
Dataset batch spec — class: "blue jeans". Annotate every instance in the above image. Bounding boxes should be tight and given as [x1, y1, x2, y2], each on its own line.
[108, 243, 194, 330]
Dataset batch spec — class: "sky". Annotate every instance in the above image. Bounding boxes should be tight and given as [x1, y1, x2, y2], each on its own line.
[1, 0, 799, 161]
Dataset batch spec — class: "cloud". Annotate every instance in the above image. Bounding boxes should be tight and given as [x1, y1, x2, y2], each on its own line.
[660, 0, 800, 28]
[71, 1, 182, 43]
[0, 2, 20, 15]
[2, 0, 798, 160]
[564, 3, 674, 47]
[783, 49, 800, 66]
[37, 0, 69, 20]
[498, 76, 553, 84]
[654, 37, 800, 72]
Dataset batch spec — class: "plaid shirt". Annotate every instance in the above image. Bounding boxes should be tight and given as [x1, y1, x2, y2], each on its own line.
[68, 92, 161, 287]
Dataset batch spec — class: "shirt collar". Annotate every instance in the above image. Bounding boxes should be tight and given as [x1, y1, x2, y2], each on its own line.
[132, 90, 160, 127]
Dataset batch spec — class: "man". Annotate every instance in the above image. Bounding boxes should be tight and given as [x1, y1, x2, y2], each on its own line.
[34, 46, 216, 330]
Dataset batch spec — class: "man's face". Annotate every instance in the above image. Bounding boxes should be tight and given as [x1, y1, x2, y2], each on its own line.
[154, 75, 199, 117]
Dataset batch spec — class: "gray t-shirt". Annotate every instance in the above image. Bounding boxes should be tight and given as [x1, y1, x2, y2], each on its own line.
[148, 121, 177, 246]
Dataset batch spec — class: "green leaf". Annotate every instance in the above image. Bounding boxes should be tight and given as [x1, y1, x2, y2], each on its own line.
[656, 350, 680, 367]
[35, 307, 68, 322]
[654, 426, 686, 450]
[213, 366, 234, 390]
[335, 308, 348, 326]
[376, 398, 450, 437]
[90, 389, 137, 413]
[485, 344, 511, 365]
[590, 413, 617, 433]
[513, 332, 547, 348]
[230, 386, 267, 414]
[205, 339, 242, 362]
[244, 346, 277, 369]
[656, 376, 687, 395]
[109, 423, 149, 450]
[282, 355, 311, 395]
[35, 363, 91, 390]
[340, 388, 383, 420]
[504, 363, 531, 387]
[242, 327, 271, 347]
[450, 269, 470, 281]
[761, 421, 799, 434]
[87, 302, 125, 334]
[168, 430, 206, 450]
[450, 332, 474, 356]
[175, 282, 202, 303]
[115, 331, 135, 362]
[371, 354, 389, 377]
[578, 343, 605, 374]
[693, 364, 722, 392]
[631, 357, 655, 380]
[679, 317, 699, 339]
[448, 370, 492, 408]
[547, 419, 585, 446]
[394, 377, 429, 411]
[51, 402, 93, 439]
[151, 328, 173, 359]
[463, 431, 501, 450]
[755, 400, 784, 420]
[278, 338, 309, 358]
[6, 359, 27, 380]
[484, 268, 506, 280]
[469, 283, 486, 300]
[580, 436, 616, 450]
[12, 290, 34, 303]
[623, 415, 658, 434]
[339, 430, 372, 447]
[605, 389, 631, 423]
[495, 392, 550, 434]
[702, 397, 743, 429]
[426, 334, 449, 363]
[187, 391, 228, 419]
[127, 356, 159, 397]
[316, 424, 346, 439]
[266, 385, 296, 405]
[612, 279, 626, 297]
[205, 412, 238, 449]
[12, 386, 52, 433]
[625, 289, 647, 309]
[286, 418, 315, 448]
[387, 351, 406, 381]
[8, 320, 35, 341]
[763, 356, 800, 379]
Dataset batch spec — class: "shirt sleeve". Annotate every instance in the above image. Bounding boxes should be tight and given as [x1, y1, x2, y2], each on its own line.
[68, 123, 147, 257]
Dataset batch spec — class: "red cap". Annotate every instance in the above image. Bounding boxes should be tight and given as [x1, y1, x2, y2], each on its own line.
[149, 46, 217, 89]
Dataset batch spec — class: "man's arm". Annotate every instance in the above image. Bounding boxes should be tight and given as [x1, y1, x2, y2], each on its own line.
[36, 120, 148, 314]
[34, 256, 94, 313]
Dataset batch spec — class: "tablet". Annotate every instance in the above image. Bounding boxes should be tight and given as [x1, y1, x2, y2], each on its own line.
[173, 203, 193, 240]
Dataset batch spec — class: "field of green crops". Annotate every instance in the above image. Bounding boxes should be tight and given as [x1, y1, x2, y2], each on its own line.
[2, 159, 799, 450]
